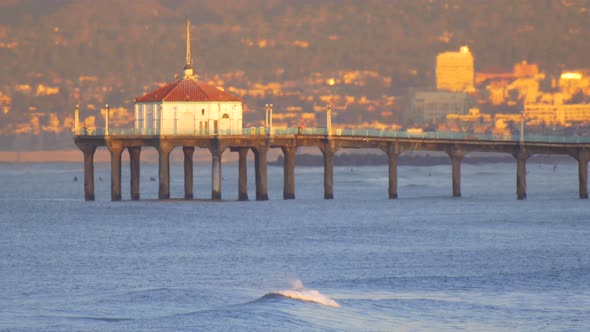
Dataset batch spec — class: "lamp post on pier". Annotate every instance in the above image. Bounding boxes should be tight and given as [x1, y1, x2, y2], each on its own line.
[326, 104, 332, 137]
[74, 104, 79, 134]
[105, 103, 110, 136]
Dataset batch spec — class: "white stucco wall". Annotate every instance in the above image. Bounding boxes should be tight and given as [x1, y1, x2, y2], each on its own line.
[135, 101, 243, 135]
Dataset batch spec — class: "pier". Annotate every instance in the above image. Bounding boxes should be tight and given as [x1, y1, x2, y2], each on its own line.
[74, 129, 590, 201]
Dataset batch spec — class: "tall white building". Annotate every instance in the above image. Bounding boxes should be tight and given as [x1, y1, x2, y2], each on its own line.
[436, 46, 475, 93]
[134, 21, 243, 135]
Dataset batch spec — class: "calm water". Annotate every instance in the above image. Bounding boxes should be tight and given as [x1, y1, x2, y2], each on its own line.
[0, 158, 589, 331]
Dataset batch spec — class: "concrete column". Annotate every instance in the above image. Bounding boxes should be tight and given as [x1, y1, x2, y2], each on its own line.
[128, 146, 141, 200]
[79, 144, 96, 201]
[109, 145, 123, 201]
[210, 144, 224, 200]
[238, 148, 249, 201]
[516, 151, 528, 200]
[254, 146, 269, 201]
[449, 151, 465, 198]
[282, 146, 296, 200]
[322, 143, 334, 199]
[183, 146, 195, 199]
[578, 151, 589, 199]
[387, 148, 398, 199]
[158, 143, 174, 200]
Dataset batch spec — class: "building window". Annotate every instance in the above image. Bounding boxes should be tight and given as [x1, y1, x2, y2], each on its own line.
[202, 109, 205, 116]
[222, 113, 229, 119]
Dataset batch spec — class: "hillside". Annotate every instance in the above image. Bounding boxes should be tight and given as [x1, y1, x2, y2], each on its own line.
[1, 0, 589, 83]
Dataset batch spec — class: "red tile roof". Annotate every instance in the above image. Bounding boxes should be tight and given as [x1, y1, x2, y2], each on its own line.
[135, 77, 241, 103]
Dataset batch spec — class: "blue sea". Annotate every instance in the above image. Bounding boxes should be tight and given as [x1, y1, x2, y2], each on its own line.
[1, 156, 589, 331]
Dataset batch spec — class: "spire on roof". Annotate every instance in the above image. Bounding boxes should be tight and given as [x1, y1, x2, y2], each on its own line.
[183, 19, 196, 79]
[186, 19, 191, 67]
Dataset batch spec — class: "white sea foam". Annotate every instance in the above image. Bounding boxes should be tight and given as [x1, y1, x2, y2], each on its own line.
[272, 279, 340, 308]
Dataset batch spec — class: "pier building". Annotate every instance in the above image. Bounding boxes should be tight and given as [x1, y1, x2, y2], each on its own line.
[133, 21, 243, 136]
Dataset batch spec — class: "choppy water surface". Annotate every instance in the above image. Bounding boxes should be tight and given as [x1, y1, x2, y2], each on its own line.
[0, 159, 589, 331]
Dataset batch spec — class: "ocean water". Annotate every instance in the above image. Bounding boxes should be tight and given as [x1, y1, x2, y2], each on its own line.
[0, 157, 589, 331]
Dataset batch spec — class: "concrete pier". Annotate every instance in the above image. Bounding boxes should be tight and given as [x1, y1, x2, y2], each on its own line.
[183, 146, 194, 199]
[81, 144, 96, 201]
[238, 148, 249, 201]
[158, 143, 173, 200]
[210, 144, 224, 200]
[322, 142, 335, 200]
[578, 151, 589, 199]
[253, 145, 269, 201]
[282, 146, 296, 200]
[108, 144, 123, 201]
[75, 133, 590, 202]
[449, 150, 465, 198]
[128, 146, 141, 200]
[516, 151, 529, 200]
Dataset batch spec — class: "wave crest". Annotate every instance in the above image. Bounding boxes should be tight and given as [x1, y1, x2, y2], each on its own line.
[269, 279, 340, 308]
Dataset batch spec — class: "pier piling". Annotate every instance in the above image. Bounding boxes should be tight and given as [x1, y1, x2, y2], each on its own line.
[183, 146, 194, 199]
[128, 146, 141, 200]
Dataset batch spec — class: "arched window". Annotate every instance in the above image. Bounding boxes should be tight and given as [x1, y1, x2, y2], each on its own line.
[222, 113, 230, 119]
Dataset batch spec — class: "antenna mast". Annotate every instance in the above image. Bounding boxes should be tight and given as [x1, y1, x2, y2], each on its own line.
[182, 19, 195, 78]
[186, 19, 191, 66]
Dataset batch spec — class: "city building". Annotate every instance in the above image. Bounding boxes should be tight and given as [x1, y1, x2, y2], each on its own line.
[513, 60, 539, 79]
[134, 21, 243, 135]
[525, 103, 590, 126]
[436, 46, 475, 93]
[408, 90, 468, 123]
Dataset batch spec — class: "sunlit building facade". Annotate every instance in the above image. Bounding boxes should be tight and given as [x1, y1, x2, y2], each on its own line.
[436, 46, 475, 93]
[410, 90, 468, 123]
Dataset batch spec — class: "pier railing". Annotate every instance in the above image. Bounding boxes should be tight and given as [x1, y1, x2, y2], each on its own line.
[74, 127, 590, 144]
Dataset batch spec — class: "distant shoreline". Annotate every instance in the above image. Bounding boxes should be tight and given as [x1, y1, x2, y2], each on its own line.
[269, 152, 570, 167]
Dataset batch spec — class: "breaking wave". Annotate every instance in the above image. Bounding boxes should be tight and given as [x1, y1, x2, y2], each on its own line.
[268, 279, 340, 308]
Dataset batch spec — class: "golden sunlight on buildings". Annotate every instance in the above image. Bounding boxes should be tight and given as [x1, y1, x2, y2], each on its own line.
[42, 113, 61, 133]
[436, 46, 475, 93]
[292, 40, 309, 48]
[525, 103, 590, 126]
[0, 91, 10, 114]
[561, 72, 582, 80]
[99, 106, 134, 126]
[35, 84, 60, 96]
[15, 84, 32, 94]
